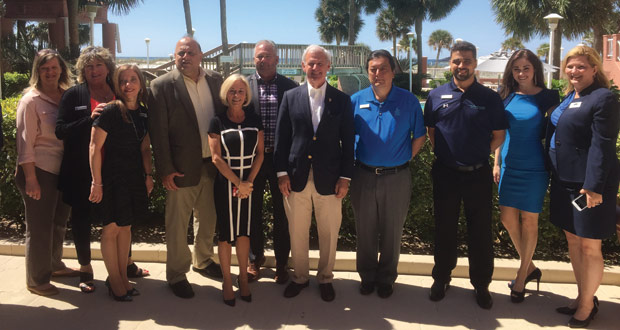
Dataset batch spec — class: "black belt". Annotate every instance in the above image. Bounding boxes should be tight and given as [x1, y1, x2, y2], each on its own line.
[357, 161, 409, 175]
[202, 157, 212, 162]
[443, 162, 485, 172]
[264, 147, 274, 153]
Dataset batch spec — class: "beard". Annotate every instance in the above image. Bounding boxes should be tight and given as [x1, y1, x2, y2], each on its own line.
[453, 69, 473, 81]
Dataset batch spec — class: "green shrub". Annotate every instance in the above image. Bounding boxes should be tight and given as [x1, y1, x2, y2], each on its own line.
[393, 73, 428, 95]
[0, 97, 24, 222]
[3, 73, 29, 99]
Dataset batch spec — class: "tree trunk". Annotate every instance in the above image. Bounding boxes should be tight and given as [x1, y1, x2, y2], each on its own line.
[393, 36, 402, 73]
[348, 0, 356, 45]
[553, 25, 562, 80]
[220, 0, 229, 77]
[67, 0, 80, 60]
[592, 24, 603, 56]
[415, 17, 423, 88]
[435, 48, 440, 68]
[183, 0, 193, 36]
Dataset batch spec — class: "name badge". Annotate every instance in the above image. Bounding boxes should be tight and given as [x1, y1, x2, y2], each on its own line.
[75, 105, 87, 111]
[359, 104, 370, 109]
[569, 102, 582, 108]
[441, 94, 453, 99]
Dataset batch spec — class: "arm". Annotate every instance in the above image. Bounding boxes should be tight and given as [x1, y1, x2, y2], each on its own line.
[427, 127, 435, 149]
[335, 97, 355, 198]
[88, 126, 107, 203]
[490, 129, 506, 152]
[55, 86, 95, 140]
[16, 95, 41, 199]
[411, 135, 425, 159]
[208, 132, 253, 198]
[246, 130, 264, 184]
[275, 93, 292, 197]
[141, 133, 154, 195]
[493, 146, 502, 184]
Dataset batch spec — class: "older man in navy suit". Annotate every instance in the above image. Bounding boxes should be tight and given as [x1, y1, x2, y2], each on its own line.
[274, 45, 354, 302]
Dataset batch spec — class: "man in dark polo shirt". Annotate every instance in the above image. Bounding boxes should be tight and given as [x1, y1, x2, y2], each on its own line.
[424, 41, 508, 309]
[351, 50, 425, 298]
[247, 40, 298, 283]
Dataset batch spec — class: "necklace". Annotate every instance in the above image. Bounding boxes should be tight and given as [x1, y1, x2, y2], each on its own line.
[127, 108, 146, 142]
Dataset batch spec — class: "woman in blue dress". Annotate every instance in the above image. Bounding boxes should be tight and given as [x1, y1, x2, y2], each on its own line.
[493, 49, 559, 303]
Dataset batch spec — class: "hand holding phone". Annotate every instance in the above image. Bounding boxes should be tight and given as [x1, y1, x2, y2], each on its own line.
[572, 194, 588, 211]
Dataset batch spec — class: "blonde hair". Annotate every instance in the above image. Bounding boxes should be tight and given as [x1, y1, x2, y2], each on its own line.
[26, 49, 73, 93]
[111, 64, 148, 123]
[219, 74, 252, 107]
[561, 45, 610, 94]
[75, 46, 116, 84]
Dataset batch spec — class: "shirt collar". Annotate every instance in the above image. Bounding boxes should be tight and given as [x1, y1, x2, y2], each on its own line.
[182, 67, 206, 83]
[256, 72, 277, 84]
[448, 77, 480, 93]
[365, 84, 395, 103]
[308, 81, 327, 99]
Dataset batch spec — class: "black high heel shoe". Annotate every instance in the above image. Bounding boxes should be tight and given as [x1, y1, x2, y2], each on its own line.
[568, 304, 598, 328]
[510, 289, 525, 303]
[508, 268, 542, 291]
[557, 296, 598, 315]
[108, 286, 133, 302]
[240, 294, 252, 302]
[127, 288, 140, 296]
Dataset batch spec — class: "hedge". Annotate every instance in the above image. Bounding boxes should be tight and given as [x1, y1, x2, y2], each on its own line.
[1, 95, 619, 262]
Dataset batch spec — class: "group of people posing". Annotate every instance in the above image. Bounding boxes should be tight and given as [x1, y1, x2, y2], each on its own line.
[15, 35, 619, 329]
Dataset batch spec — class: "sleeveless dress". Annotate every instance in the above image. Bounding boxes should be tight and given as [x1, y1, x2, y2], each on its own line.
[208, 110, 263, 243]
[498, 93, 549, 213]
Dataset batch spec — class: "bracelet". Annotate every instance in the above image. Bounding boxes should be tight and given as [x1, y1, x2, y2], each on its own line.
[145, 173, 153, 177]
[91, 182, 103, 187]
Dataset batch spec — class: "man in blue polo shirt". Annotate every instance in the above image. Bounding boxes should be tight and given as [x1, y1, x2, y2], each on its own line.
[351, 50, 426, 298]
[424, 41, 508, 309]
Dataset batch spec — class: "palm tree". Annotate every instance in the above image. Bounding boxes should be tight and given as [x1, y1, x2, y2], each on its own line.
[316, 0, 363, 45]
[183, 0, 193, 36]
[427, 29, 453, 67]
[537, 43, 549, 62]
[381, 0, 461, 85]
[66, 1, 144, 60]
[220, 0, 229, 77]
[376, 6, 412, 58]
[501, 36, 525, 52]
[347, 0, 382, 45]
[491, 0, 619, 79]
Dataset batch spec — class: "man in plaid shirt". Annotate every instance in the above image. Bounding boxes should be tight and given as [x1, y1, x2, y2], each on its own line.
[246, 40, 298, 283]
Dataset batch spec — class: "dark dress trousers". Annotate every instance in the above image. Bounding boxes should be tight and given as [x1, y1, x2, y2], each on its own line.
[247, 73, 298, 266]
[545, 83, 620, 239]
[274, 83, 355, 194]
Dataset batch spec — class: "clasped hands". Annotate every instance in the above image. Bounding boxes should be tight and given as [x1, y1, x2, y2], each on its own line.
[235, 181, 253, 199]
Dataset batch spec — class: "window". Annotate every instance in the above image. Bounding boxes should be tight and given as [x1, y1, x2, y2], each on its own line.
[608, 38, 613, 58]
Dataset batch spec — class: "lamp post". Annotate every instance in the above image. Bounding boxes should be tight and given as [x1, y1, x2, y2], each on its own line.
[407, 32, 415, 93]
[145, 38, 151, 69]
[544, 13, 563, 88]
[85, 0, 101, 46]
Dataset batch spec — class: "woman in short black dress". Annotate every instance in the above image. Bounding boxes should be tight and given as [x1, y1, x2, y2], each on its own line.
[208, 74, 264, 306]
[546, 46, 620, 327]
[89, 65, 154, 301]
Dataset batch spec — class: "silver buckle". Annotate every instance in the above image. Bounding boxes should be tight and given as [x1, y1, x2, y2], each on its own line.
[375, 167, 382, 175]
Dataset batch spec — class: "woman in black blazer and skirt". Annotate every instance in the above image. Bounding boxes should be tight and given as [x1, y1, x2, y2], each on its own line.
[546, 45, 620, 328]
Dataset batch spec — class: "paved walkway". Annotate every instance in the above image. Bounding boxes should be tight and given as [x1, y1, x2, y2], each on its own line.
[1, 253, 620, 330]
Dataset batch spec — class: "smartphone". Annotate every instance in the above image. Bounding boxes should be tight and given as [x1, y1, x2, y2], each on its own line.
[572, 194, 588, 211]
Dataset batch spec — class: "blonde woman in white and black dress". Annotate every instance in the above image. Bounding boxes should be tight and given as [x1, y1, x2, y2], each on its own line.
[208, 74, 264, 306]
[88, 65, 154, 301]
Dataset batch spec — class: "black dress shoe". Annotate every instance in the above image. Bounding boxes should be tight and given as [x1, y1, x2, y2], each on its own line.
[359, 281, 375, 295]
[319, 283, 336, 302]
[192, 261, 223, 279]
[557, 296, 599, 315]
[377, 283, 394, 299]
[169, 279, 194, 298]
[475, 287, 493, 309]
[283, 281, 309, 298]
[429, 281, 450, 301]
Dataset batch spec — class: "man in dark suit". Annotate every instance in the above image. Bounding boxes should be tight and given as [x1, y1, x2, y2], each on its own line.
[274, 45, 354, 302]
[247, 40, 298, 284]
[148, 36, 225, 299]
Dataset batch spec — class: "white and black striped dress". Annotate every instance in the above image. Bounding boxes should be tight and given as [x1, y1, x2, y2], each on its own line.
[208, 110, 263, 243]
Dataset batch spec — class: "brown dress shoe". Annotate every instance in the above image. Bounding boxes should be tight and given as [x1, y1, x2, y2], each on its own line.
[247, 255, 266, 282]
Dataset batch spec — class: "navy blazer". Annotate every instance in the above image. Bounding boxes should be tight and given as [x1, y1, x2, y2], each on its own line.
[247, 73, 299, 121]
[545, 83, 620, 193]
[274, 83, 355, 195]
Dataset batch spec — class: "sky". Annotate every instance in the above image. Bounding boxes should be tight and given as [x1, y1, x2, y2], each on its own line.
[95, 0, 584, 60]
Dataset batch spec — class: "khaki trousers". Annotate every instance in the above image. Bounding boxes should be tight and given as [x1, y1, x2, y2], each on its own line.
[165, 162, 217, 284]
[284, 169, 342, 284]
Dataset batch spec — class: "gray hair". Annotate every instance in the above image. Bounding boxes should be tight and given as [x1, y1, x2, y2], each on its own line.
[302, 44, 332, 64]
[255, 40, 277, 53]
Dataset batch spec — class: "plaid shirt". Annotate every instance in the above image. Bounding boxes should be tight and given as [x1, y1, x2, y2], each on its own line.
[256, 73, 279, 150]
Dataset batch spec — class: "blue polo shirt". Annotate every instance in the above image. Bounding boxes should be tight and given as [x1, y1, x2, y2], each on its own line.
[424, 79, 508, 167]
[351, 85, 425, 167]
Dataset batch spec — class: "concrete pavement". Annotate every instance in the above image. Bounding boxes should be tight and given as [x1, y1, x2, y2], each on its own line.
[1, 242, 620, 329]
